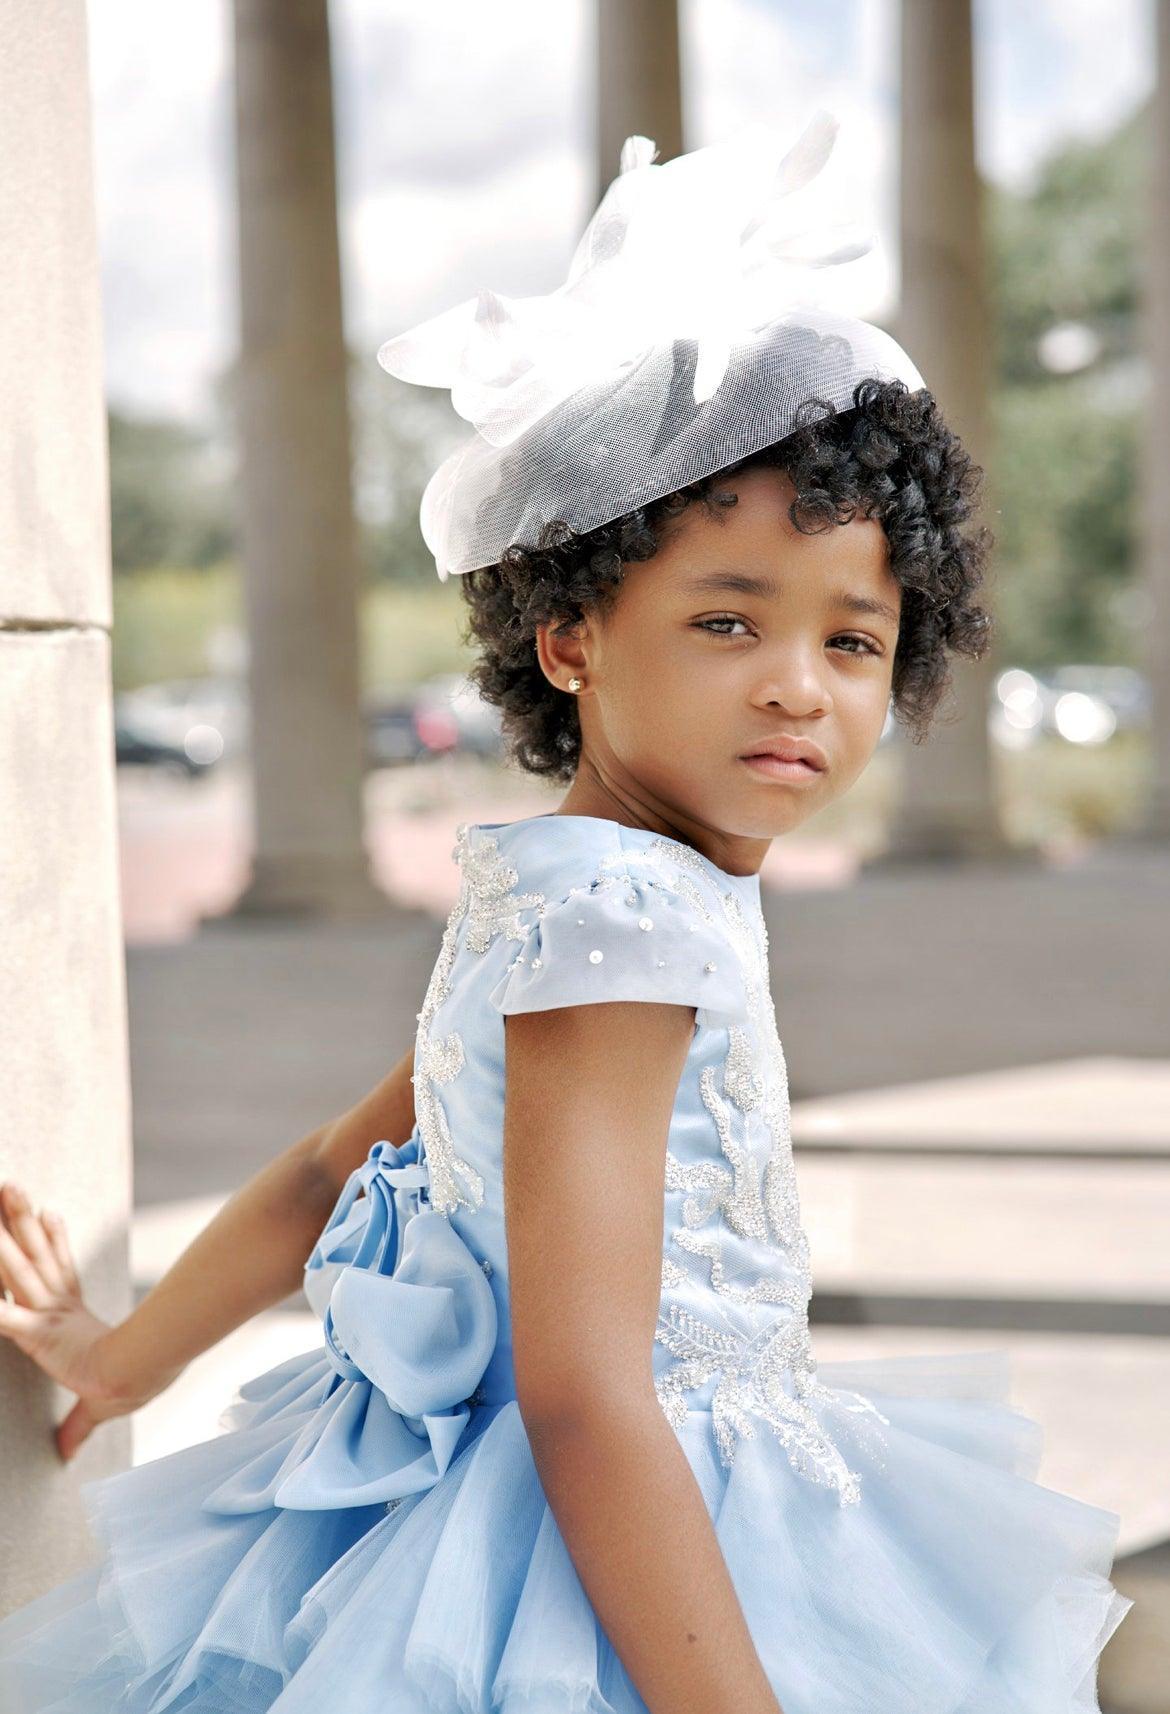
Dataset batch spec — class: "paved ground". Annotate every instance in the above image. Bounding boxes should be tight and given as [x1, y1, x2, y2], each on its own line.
[110, 762, 1170, 1582]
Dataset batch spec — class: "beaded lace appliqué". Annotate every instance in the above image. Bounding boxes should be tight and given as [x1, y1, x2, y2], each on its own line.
[414, 825, 545, 1214]
[641, 836, 889, 1507]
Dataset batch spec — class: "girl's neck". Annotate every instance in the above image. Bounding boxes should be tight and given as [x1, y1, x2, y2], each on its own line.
[552, 776, 769, 879]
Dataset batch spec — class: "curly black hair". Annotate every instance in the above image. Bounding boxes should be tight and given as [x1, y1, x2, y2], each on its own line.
[460, 377, 994, 782]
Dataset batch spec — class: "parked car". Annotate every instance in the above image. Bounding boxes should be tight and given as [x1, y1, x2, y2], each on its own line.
[116, 670, 505, 775]
[115, 675, 248, 771]
[114, 719, 216, 777]
[363, 691, 430, 767]
[363, 674, 503, 768]
[412, 673, 503, 759]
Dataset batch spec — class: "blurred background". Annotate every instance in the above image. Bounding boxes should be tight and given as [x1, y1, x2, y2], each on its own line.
[3, 1, 1169, 1704]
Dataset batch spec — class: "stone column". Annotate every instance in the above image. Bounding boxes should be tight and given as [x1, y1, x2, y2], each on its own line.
[0, 0, 133, 1611]
[1096, 15, 1170, 1709]
[596, 0, 683, 195]
[228, 0, 386, 918]
[877, 0, 1017, 863]
[1135, 0, 1170, 843]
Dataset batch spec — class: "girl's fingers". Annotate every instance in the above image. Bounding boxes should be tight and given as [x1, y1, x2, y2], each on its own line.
[41, 1209, 80, 1296]
[0, 1220, 54, 1310]
[0, 1293, 40, 1342]
[56, 1397, 96, 1463]
[0, 1184, 71, 1298]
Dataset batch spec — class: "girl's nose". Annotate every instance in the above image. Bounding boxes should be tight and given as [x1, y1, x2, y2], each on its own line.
[749, 658, 831, 719]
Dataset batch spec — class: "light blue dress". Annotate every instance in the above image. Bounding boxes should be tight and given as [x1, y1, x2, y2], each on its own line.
[0, 813, 1133, 1712]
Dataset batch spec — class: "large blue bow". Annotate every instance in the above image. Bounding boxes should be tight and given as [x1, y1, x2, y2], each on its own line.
[202, 1137, 498, 1514]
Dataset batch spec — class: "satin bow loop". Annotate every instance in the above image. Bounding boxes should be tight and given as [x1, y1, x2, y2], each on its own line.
[302, 1136, 430, 1322]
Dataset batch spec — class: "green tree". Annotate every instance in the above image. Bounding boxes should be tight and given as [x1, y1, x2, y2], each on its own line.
[108, 410, 235, 573]
[987, 103, 1147, 668]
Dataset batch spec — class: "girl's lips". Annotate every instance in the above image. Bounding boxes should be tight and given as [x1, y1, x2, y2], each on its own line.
[739, 753, 825, 783]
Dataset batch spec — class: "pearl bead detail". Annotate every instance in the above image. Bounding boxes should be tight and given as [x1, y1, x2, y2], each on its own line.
[638, 916, 654, 931]
[588, 948, 604, 963]
[704, 961, 717, 973]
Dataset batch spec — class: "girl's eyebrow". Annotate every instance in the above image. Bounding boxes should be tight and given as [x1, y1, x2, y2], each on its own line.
[684, 569, 900, 627]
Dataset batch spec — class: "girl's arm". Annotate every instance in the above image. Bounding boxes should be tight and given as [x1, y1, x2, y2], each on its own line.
[0, 1044, 416, 1461]
[504, 1001, 785, 1714]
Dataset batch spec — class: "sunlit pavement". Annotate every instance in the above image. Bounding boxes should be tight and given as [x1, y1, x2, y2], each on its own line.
[114, 759, 1170, 1562]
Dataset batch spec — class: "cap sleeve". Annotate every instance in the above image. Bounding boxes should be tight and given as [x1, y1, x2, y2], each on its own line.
[486, 861, 748, 1025]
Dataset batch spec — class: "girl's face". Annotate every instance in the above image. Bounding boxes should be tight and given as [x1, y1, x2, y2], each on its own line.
[539, 464, 902, 875]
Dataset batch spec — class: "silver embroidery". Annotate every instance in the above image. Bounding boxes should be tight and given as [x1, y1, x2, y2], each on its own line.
[460, 826, 545, 953]
[413, 825, 545, 1215]
[414, 1029, 479, 1216]
[655, 1304, 876, 1504]
[671, 1227, 809, 1312]
[660, 1255, 688, 1289]
[641, 839, 888, 1505]
[724, 1023, 763, 1112]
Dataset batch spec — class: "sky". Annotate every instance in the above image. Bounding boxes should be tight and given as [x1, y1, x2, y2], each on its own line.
[85, 0, 1153, 426]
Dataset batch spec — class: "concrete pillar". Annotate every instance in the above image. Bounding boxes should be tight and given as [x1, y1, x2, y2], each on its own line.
[876, 0, 1018, 864]
[0, 0, 133, 1610]
[1135, 0, 1170, 843]
[228, 0, 386, 919]
[1099, 6, 1170, 1670]
[596, 0, 683, 195]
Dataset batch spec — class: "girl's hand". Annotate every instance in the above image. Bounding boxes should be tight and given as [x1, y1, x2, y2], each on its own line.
[0, 1181, 171, 1462]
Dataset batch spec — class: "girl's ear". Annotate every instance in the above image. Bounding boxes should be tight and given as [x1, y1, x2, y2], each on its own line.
[534, 618, 589, 695]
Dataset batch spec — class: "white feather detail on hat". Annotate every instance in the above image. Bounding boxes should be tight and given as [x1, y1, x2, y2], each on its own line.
[377, 110, 925, 580]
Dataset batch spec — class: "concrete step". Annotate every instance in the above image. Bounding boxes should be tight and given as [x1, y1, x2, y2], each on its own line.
[797, 1152, 1170, 1314]
[791, 1057, 1170, 1158]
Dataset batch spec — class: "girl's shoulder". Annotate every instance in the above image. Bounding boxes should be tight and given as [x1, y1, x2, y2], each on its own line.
[454, 814, 761, 1025]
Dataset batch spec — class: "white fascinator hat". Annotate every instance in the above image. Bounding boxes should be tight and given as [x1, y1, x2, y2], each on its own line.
[377, 109, 926, 582]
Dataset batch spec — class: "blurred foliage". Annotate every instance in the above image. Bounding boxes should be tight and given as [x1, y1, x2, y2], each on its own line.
[112, 563, 240, 690]
[109, 101, 1154, 683]
[111, 567, 469, 694]
[109, 412, 236, 571]
[989, 385, 1140, 667]
[798, 729, 1149, 853]
[989, 112, 1144, 386]
[347, 354, 470, 587]
[360, 582, 469, 689]
[986, 104, 1147, 671]
[994, 728, 1148, 844]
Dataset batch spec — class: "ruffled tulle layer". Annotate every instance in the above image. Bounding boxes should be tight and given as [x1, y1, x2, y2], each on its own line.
[0, 1340, 1132, 1714]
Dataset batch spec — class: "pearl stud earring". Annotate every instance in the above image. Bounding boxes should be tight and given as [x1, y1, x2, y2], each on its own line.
[567, 676, 583, 693]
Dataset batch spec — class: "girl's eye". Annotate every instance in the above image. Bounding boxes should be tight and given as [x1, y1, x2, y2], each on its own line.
[695, 615, 752, 637]
[695, 617, 883, 656]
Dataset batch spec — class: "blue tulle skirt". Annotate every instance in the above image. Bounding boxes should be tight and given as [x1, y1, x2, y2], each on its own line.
[0, 1345, 1134, 1714]
[0, 1140, 1133, 1712]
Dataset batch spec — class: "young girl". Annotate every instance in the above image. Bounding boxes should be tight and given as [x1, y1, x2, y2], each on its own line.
[0, 116, 1132, 1713]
